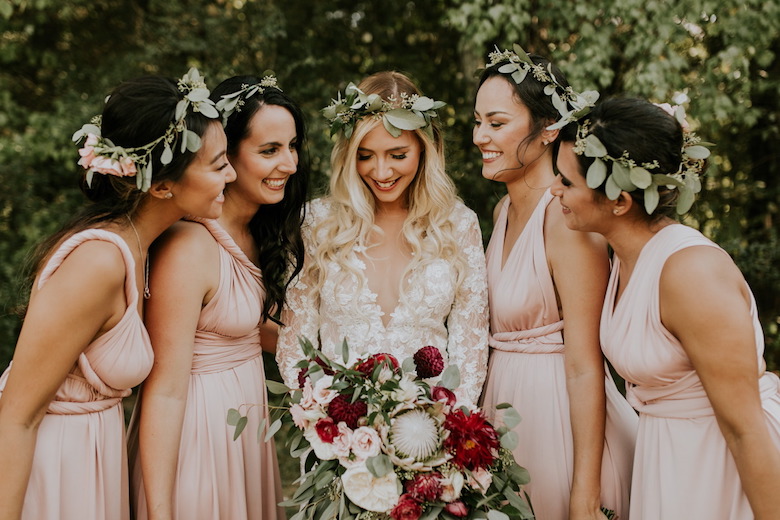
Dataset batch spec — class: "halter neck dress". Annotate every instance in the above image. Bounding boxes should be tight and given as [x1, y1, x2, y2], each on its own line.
[0, 229, 154, 520]
[128, 218, 284, 520]
[600, 224, 780, 518]
[480, 190, 638, 519]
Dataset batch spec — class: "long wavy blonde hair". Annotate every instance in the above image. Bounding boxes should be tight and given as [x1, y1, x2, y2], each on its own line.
[309, 71, 467, 308]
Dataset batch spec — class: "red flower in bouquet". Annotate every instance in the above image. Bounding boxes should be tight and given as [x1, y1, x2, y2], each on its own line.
[355, 353, 400, 377]
[297, 356, 334, 387]
[444, 500, 469, 518]
[443, 409, 500, 470]
[328, 394, 368, 429]
[413, 346, 445, 378]
[315, 417, 340, 443]
[431, 386, 456, 406]
[390, 494, 423, 520]
[406, 472, 442, 502]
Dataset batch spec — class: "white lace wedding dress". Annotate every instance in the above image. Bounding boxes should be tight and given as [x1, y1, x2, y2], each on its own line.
[277, 198, 489, 405]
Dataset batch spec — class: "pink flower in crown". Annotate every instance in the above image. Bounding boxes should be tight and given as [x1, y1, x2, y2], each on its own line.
[654, 102, 690, 132]
[77, 133, 99, 169]
[119, 156, 137, 176]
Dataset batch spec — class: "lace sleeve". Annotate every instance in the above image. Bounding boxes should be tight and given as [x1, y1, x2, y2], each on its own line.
[277, 216, 322, 388]
[445, 207, 489, 406]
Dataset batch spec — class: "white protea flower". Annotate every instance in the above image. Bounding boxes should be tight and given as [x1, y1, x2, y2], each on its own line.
[390, 409, 439, 460]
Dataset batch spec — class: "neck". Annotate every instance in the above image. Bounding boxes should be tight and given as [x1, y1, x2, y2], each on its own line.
[504, 161, 555, 207]
[220, 191, 260, 229]
[128, 198, 188, 249]
[601, 217, 675, 271]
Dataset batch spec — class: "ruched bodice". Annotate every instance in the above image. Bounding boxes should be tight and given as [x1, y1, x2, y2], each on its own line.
[601, 224, 780, 518]
[0, 229, 153, 520]
[129, 218, 284, 520]
[481, 190, 637, 520]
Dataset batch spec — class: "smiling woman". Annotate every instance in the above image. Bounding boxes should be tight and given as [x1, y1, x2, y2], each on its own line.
[127, 73, 309, 520]
[276, 71, 489, 408]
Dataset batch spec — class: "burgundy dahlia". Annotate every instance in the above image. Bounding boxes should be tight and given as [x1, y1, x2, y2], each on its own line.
[406, 472, 442, 502]
[354, 353, 400, 377]
[390, 494, 423, 520]
[443, 409, 500, 470]
[413, 346, 445, 378]
[327, 394, 368, 429]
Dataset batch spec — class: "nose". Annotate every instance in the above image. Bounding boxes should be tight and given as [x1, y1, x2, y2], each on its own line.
[550, 174, 563, 197]
[373, 158, 394, 181]
[473, 124, 489, 146]
[224, 160, 237, 184]
[279, 148, 298, 175]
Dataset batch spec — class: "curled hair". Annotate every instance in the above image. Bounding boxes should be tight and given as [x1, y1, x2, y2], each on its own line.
[29, 75, 215, 279]
[211, 76, 309, 323]
[558, 97, 695, 221]
[478, 53, 571, 165]
[311, 71, 465, 314]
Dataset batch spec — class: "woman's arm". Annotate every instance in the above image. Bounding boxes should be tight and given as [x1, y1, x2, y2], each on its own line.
[661, 246, 780, 519]
[444, 209, 489, 406]
[0, 242, 126, 520]
[137, 223, 219, 520]
[546, 204, 610, 520]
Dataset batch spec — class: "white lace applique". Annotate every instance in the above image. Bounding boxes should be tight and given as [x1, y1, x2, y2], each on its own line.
[277, 198, 489, 404]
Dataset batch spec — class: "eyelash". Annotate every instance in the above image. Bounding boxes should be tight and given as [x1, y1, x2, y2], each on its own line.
[357, 153, 408, 161]
[560, 175, 572, 187]
[474, 120, 503, 129]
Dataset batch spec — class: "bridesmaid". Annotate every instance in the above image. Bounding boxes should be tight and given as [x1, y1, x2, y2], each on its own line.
[551, 96, 780, 518]
[474, 45, 638, 519]
[0, 70, 234, 520]
[129, 74, 308, 519]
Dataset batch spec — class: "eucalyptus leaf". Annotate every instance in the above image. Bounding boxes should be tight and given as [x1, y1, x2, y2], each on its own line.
[512, 43, 533, 64]
[432, 100, 447, 110]
[86, 170, 95, 188]
[411, 96, 435, 111]
[583, 134, 607, 157]
[644, 187, 660, 214]
[605, 175, 622, 200]
[185, 130, 202, 153]
[629, 166, 652, 189]
[652, 174, 683, 187]
[611, 162, 636, 191]
[198, 102, 219, 119]
[365, 454, 393, 477]
[439, 365, 461, 390]
[264, 417, 282, 442]
[382, 116, 402, 138]
[266, 380, 290, 394]
[340, 338, 349, 364]
[510, 68, 529, 84]
[685, 145, 711, 160]
[487, 509, 510, 520]
[161, 144, 173, 165]
[501, 406, 522, 429]
[495, 402, 512, 410]
[500, 430, 519, 450]
[175, 99, 187, 122]
[187, 88, 210, 102]
[384, 108, 426, 131]
[676, 187, 695, 214]
[257, 417, 266, 442]
[233, 415, 248, 440]
[586, 158, 607, 188]
[498, 63, 518, 74]
[401, 356, 416, 373]
[420, 505, 444, 520]
[227, 408, 241, 426]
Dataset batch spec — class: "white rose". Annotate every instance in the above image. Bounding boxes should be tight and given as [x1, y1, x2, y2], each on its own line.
[467, 467, 493, 491]
[313, 375, 339, 405]
[332, 423, 354, 459]
[300, 380, 316, 408]
[340, 464, 401, 512]
[304, 427, 336, 460]
[440, 471, 465, 502]
[351, 426, 382, 460]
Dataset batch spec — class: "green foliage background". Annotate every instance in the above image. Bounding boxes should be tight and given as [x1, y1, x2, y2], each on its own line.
[1, 0, 779, 372]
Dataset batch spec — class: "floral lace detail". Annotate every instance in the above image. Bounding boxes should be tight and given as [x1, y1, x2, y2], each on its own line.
[277, 198, 489, 404]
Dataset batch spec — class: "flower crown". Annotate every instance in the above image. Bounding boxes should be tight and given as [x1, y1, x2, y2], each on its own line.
[574, 104, 712, 215]
[215, 73, 281, 125]
[72, 68, 219, 192]
[322, 83, 446, 139]
[486, 43, 599, 131]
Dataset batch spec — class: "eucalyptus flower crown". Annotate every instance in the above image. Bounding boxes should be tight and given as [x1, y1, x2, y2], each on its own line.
[322, 82, 446, 139]
[486, 43, 600, 131]
[72, 68, 219, 192]
[574, 103, 712, 215]
[215, 72, 281, 125]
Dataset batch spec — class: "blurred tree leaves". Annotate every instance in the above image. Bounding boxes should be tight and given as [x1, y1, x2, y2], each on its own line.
[1, 0, 778, 368]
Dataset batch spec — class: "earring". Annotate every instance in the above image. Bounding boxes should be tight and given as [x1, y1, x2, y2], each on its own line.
[613, 209, 620, 215]
[542, 140, 549, 146]
[165, 193, 173, 199]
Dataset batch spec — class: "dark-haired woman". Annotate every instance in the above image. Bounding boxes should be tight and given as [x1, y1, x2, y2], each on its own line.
[474, 47, 637, 520]
[552, 96, 780, 519]
[129, 74, 307, 520]
[0, 70, 235, 520]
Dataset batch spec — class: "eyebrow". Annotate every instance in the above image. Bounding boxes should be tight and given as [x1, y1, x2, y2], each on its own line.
[358, 146, 410, 152]
[474, 110, 510, 117]
[209, 149, 227, 165]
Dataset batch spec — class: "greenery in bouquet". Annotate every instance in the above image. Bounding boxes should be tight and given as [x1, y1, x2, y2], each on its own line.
[237, 337, 534, 520]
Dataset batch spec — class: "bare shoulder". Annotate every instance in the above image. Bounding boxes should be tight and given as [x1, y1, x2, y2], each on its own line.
[544, 199, 607, 259]
[492, 194, 509, 225]
[153, 220, 217, 263]
[55, 239, 127, 289]
[661, 245, 746, 300]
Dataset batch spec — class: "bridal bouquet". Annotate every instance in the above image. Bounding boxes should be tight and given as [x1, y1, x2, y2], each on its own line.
[249, 337, 534, 520]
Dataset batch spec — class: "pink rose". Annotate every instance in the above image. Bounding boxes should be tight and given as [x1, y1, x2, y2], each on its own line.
[389, 494, 422, 520]
[119, 156, 137, 176]
[300, 380, 316, 408]
[332, 422, 354, 459]
[654, 102, 690, 131]
[290, 404, 308, 429]
[77, 134, 99, 169]
[467, 467, 493, 491]
[351, 426, 381, 460]
[444, 500, 469, 517]
[90, 156, 127, 177]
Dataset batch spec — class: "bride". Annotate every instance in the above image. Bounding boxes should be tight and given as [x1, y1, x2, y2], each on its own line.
[276, 71, 488, 405]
